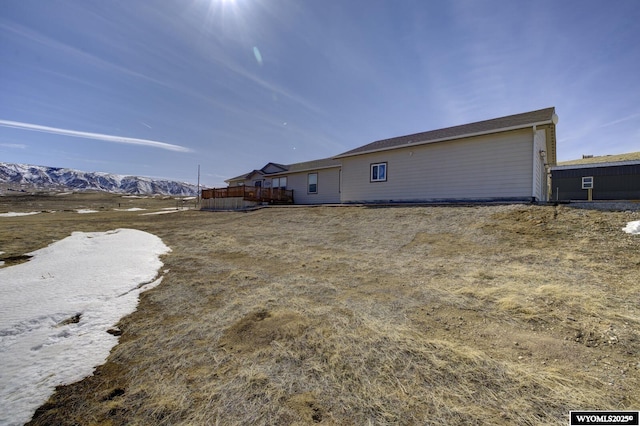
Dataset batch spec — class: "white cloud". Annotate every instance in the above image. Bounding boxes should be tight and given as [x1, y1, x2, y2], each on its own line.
[0, 120, 192, 153]
[596, 112, 640, 130]
[0, 142, 27, 149]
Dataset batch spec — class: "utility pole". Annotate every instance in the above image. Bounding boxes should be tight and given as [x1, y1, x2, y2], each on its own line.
[197, 164, 201, 208]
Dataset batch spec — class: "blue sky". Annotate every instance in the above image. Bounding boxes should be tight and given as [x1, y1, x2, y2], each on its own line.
[1, 0, 639, 187]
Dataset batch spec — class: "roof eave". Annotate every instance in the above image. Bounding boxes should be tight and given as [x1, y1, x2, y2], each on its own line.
[224, 169, 265, 183]
[260, 162, 289, 173]
[268, 164, 341, 176]
[225, 175, 248, 183]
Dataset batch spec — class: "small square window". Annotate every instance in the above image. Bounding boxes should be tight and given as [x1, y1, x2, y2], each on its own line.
[370, 162, 387, 182]
[582, 176, 594, 189]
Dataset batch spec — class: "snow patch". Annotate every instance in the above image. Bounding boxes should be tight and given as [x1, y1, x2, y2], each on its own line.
[76, 209, 99, 214]
[0, 229, 171, 426]
[140, 209, 185, 215]
[623, 220, 640, 234]
[0, 212, 41, 217]
[114, 207, 146, 212]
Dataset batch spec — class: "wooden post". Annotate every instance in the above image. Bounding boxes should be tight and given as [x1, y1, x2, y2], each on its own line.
[588, 188, 592, 201]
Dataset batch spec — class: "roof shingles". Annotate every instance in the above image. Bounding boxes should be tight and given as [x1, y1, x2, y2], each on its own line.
[225, 158, 340, 182]
[335, 107, 557, 158]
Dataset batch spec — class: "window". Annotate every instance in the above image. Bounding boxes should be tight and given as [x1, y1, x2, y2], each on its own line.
[581, 176, 594, 189]
[272, 177, 287, 189]
[370, 162, 387, 182]
[308, 173, 318, 194]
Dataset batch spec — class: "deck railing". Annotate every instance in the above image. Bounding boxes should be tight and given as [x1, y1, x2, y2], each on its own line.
[201, 186, 294, 204]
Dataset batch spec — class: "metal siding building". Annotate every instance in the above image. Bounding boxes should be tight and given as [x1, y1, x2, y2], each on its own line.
[551, 160, 640, 201]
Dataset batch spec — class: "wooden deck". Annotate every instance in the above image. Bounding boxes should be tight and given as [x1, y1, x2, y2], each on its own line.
[201, 186, 294, 204]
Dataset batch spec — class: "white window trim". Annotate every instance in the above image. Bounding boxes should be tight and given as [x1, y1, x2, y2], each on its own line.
[581, 176, 594, 189]
[370, 162, 387, 182]
[308, 173, 318, 194]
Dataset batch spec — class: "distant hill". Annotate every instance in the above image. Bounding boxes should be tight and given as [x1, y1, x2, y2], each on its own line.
[0, 162, 198, 196]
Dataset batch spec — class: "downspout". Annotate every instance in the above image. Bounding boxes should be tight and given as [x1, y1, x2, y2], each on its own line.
[532, 125, 538, 202]
[532, 125, 549, 203]
[542, 152, 550, 202]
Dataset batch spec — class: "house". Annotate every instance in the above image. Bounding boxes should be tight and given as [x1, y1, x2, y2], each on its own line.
[201, 157, 341, 208]
[205, 107, 558, 208]
[226, 163, 290, 188]
[551, 152, 640, 201]
[259, 158, 342, 204]
[334, 107, 558, 203]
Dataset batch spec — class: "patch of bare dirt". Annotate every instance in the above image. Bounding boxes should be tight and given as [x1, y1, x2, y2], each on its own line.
[219, 309, 310, 354]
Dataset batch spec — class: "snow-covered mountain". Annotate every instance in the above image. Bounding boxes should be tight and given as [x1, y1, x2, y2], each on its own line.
[0, 163, 198, 196]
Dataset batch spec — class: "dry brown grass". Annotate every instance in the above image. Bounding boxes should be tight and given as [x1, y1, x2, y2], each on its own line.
[1, 193, 639, 425]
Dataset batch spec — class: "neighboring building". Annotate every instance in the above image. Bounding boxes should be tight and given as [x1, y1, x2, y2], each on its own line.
[551, 152, 640, 201]
[225, 162, 289, 187]
[224, 158, 341, 204]
[334, 107, 558, 203]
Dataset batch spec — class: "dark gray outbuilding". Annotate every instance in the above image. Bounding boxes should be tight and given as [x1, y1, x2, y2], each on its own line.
[551, 157, 640, 201]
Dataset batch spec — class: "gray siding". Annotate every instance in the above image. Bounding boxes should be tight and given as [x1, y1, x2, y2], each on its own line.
[340, 129, 534, 203]
[277, 167, 341, 204]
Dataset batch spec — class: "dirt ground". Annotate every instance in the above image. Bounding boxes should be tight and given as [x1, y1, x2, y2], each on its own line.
[1, 193, 639, 425]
